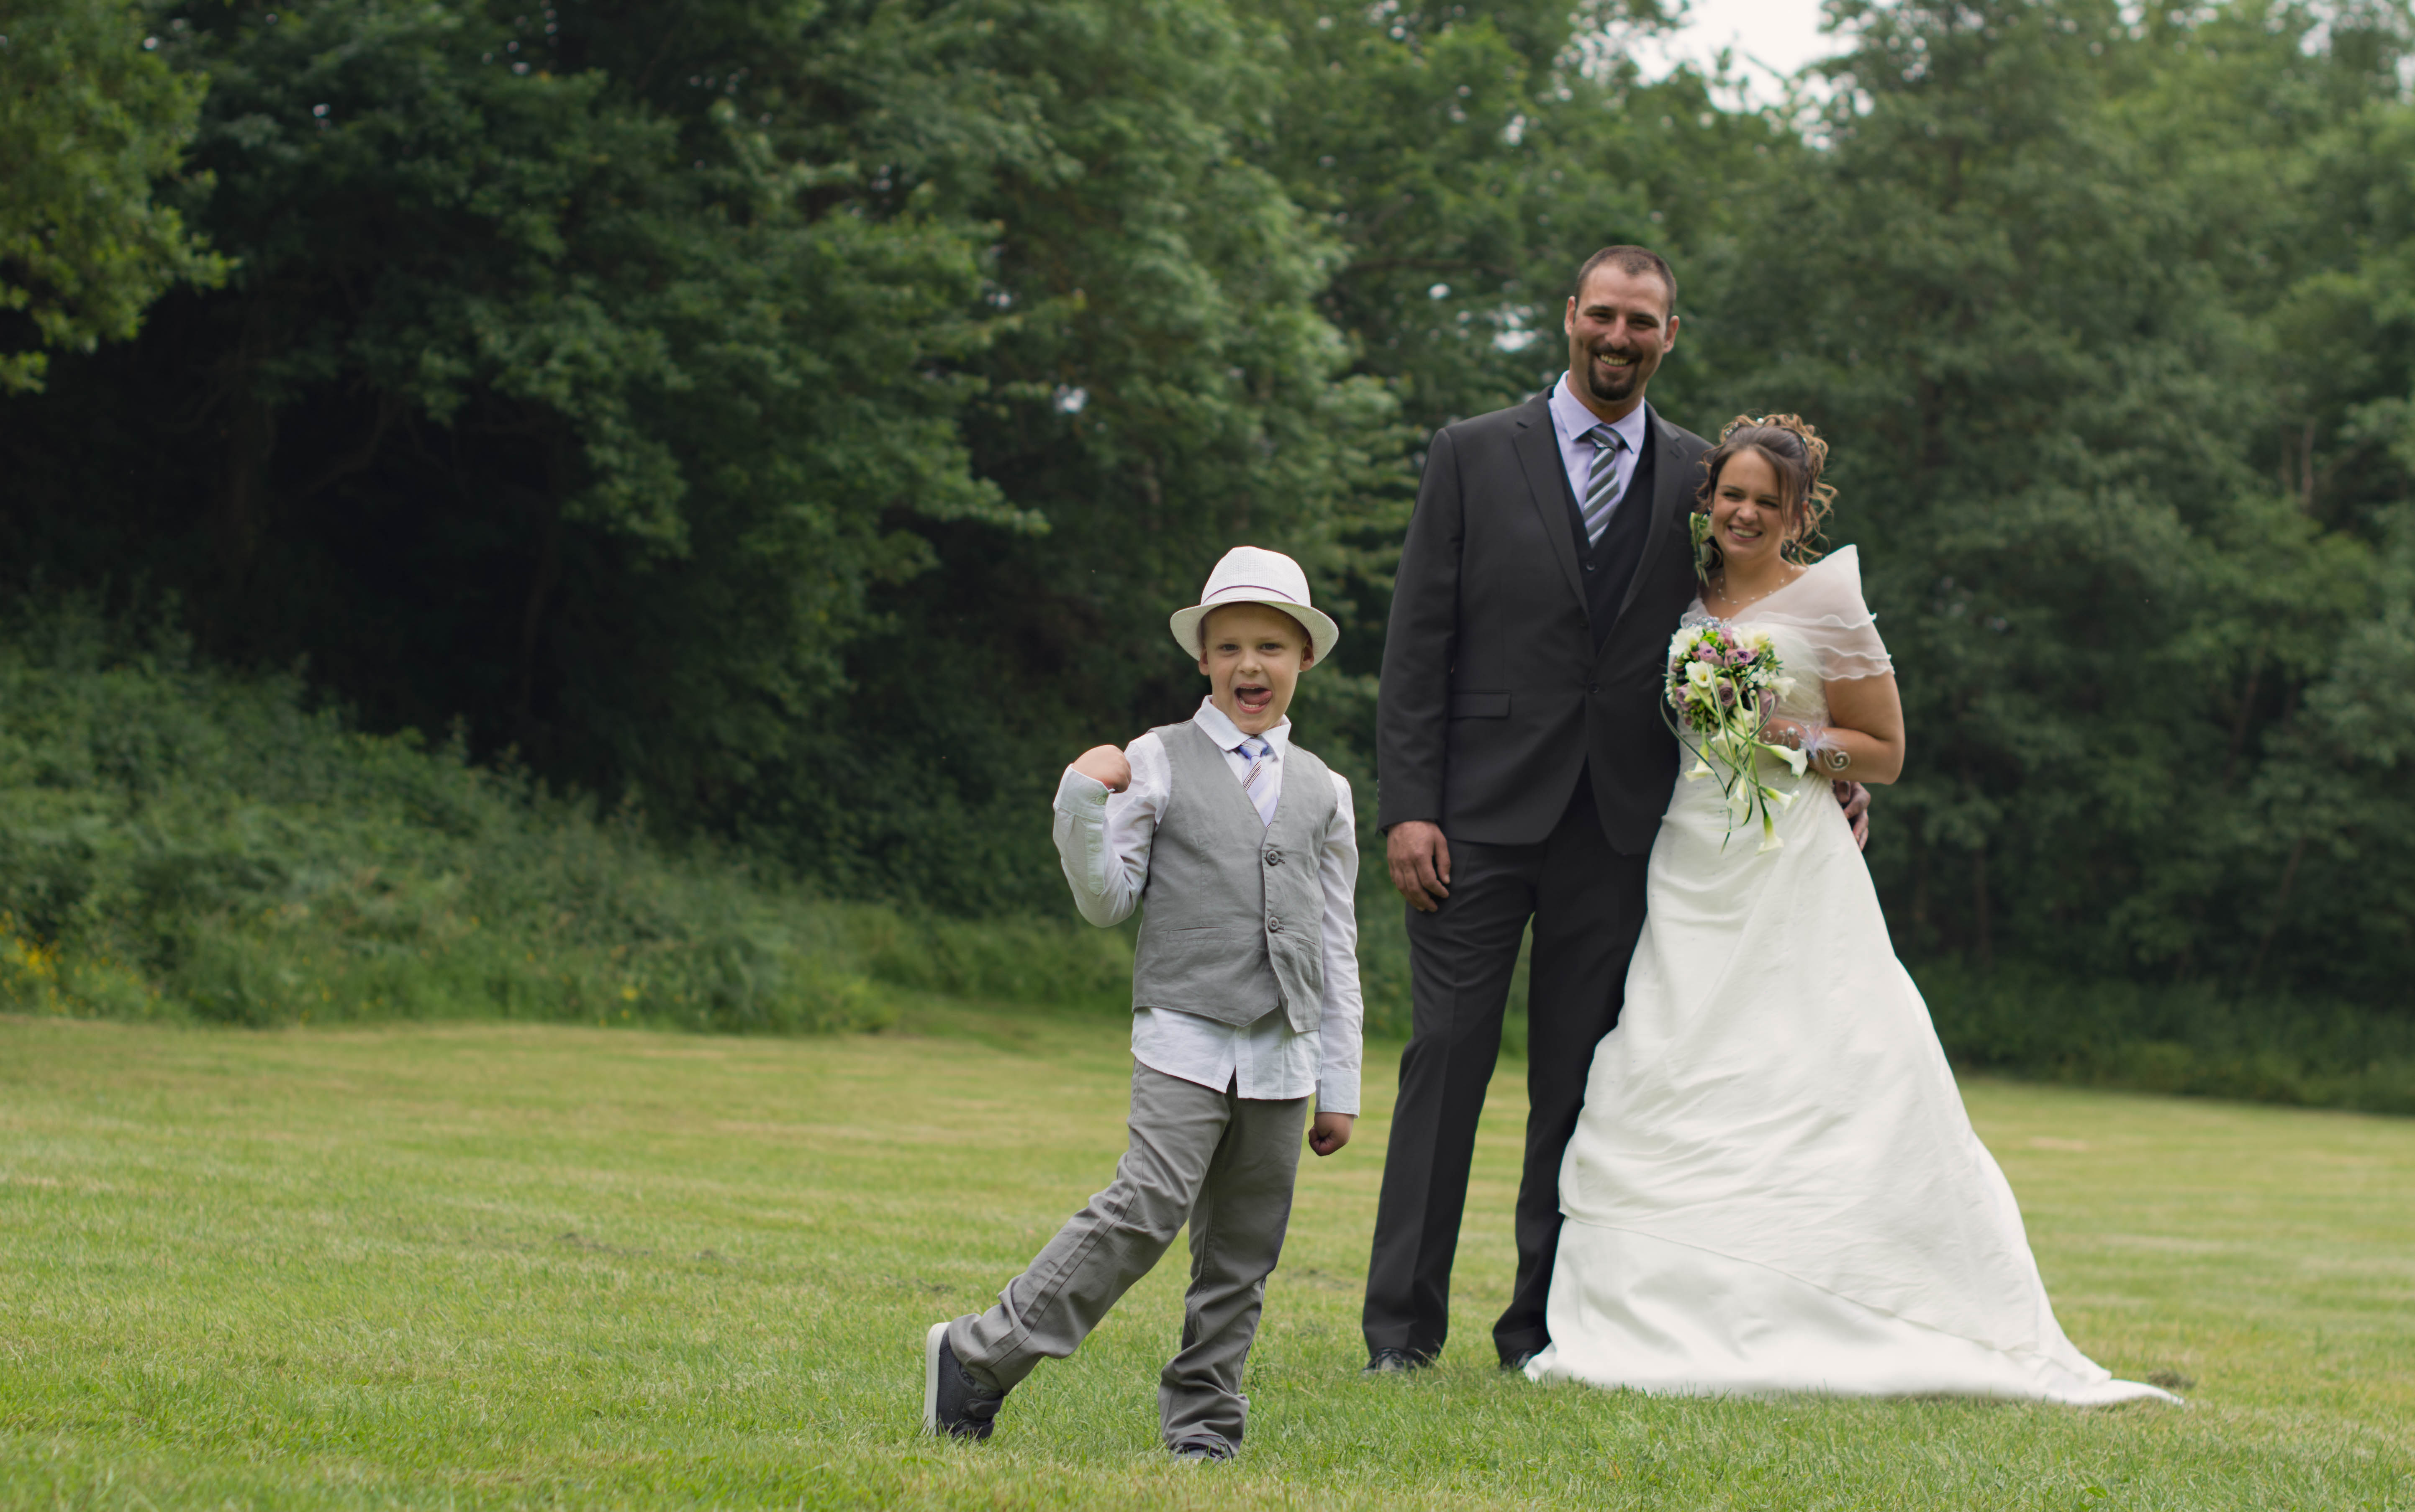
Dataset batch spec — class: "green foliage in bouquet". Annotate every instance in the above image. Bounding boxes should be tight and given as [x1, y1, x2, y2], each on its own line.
[1663, 620, 1807, 852]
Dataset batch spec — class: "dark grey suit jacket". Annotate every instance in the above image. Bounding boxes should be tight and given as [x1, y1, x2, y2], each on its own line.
[1376, 394, 1712, 856]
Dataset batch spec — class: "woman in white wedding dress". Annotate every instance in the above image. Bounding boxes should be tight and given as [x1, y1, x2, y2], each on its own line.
[1525, 416, 2176, 1406]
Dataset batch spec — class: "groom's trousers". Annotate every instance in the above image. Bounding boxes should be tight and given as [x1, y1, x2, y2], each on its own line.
[1363, 778, 1650, 1364]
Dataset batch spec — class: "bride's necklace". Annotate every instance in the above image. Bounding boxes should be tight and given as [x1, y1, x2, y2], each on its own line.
[1710, 568, 1798, 611]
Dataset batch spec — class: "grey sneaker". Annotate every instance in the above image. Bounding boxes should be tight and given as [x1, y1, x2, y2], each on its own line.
[1171, 1435, 1236, 1463]
[923, 1320, 1007, 1440]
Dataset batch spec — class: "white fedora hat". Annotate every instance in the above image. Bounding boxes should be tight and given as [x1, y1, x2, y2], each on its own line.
[1168, 546, 1341, 669]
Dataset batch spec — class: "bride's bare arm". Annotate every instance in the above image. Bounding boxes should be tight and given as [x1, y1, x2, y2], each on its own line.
[1804, 674, 1906, 784]
[1766, 675, 1905, 785]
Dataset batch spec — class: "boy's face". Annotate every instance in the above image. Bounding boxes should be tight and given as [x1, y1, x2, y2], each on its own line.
[1198, 603, 1313, 737]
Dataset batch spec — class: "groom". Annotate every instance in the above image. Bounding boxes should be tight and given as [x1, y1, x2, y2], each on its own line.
[1363, 246, 1863, 1372]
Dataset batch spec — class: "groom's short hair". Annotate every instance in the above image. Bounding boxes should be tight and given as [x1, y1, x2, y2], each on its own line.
[1574, 246, 1677, 317]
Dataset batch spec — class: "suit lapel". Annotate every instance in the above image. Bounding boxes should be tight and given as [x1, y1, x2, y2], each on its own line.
[1612, 403, 1686, 627]
[1511, 395, 1588, 621]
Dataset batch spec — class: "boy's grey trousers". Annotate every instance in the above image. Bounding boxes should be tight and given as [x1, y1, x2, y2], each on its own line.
[948, 1062, 1309, 1448]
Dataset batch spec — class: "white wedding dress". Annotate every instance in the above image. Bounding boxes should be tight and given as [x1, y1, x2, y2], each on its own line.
[1525, 548, 2176, 1405]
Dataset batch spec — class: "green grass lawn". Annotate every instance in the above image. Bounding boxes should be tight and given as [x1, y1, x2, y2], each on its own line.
[2, 1004, 2410, 1510]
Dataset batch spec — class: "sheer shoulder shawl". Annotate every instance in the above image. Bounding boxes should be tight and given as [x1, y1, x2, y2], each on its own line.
[1740, 545, 1892, 682]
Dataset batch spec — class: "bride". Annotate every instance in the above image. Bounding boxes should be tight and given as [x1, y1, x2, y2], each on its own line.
[1523, 416, 2176, 1405]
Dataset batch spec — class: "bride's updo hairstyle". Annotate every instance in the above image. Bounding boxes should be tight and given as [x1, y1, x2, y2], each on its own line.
[1693, 414, 1837, 567]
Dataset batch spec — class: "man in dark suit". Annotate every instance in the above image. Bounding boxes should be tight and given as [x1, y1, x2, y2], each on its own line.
[1363, 246, 1864, 1373]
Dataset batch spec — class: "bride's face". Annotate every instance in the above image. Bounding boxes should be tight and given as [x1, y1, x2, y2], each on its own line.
[1709, 448, 1793, 571]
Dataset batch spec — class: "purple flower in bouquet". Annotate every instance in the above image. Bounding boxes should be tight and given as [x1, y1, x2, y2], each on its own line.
[1661, 619, 1809, 852]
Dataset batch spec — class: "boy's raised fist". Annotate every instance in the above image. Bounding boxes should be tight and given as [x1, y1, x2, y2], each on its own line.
[1073, 744, 1132, 794]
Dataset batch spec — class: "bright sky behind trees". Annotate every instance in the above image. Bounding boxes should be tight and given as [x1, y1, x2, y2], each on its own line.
[1638, 0, 1848, 102]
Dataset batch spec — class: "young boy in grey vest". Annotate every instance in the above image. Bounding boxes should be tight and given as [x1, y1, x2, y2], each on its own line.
[923, 546, 1365, 1462]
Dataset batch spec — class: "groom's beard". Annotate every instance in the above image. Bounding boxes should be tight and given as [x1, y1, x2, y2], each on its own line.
[1580, 345, 1650, 405]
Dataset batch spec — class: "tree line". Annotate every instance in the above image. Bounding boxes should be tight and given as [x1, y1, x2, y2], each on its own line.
[3, 0, 2412, 1008]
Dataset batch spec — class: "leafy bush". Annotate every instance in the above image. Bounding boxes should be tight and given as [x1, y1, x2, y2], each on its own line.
[11, 603, 2413, 1121]
[1920, 962, 2415, 1117]
[0, 605, 1134, 1033]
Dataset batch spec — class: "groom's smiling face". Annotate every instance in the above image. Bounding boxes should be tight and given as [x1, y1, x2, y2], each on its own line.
[1564, 263, 1677, 419]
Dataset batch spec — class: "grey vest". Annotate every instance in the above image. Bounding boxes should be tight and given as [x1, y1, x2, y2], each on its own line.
[1132, 720, 1335, 1033]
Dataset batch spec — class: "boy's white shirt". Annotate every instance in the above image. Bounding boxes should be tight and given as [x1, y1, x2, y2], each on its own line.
[1052, 697, 1363, 1115]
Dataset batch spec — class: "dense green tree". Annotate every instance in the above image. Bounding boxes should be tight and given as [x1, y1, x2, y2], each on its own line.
[2230, 8, 2415, 994]
[0, 0, 223, 390]
[698, 0, 1394, 907]
[1689, 0, 2411, 996]
[1247, 0, 1790, 436]
[3, 0, 2412, 1012]
[12, 0, 1024, 811]
[1231, 0, 1796, 809]
[0, 0, 1381, 912]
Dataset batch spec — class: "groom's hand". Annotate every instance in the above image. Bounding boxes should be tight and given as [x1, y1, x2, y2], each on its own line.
[1834, 780, 1871, 850]
[1386, 821, 1451, 912]
[1309, 1111, 1354, 1156]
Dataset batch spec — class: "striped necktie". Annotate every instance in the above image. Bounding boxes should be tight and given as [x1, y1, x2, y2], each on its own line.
[1581, 423, 1628, 546]
[1237, 737, 1277, 827]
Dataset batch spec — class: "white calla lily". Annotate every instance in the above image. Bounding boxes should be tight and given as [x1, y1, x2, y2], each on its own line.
[1663, 616, 1807, 853]
[1725, 783, 1754, 827]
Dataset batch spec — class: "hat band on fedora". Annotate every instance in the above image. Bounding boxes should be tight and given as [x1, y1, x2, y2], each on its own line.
[1205, 584, 1305, 604]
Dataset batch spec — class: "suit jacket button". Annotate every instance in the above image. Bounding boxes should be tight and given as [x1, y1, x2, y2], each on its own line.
[1263, 849, 1282, 866]
[1267, 917, 1283, 933]
[1589, 682, 1602, 694]
[1583, 561, 1596, 572]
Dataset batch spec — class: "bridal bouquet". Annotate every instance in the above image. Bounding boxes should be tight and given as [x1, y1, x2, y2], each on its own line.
[1663, 621, 1808, 852]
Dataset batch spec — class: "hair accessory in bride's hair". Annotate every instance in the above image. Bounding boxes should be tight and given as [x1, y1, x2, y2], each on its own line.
[1692, 413, 1838, 570]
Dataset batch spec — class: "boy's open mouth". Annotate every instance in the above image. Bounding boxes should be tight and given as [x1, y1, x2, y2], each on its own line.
[1234, 683, 1274, 716]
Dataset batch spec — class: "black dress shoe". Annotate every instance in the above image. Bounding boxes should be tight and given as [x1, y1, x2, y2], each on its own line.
[1362, 1347, 1432, 1375]
[1171, 1435, 1236, 1463]
[1499, 1347, 1541, 1372]
[923, 1320, 1008, 1440]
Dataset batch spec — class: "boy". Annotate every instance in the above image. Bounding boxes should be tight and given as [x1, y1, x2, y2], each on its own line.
[923, 545, 1365, 1463]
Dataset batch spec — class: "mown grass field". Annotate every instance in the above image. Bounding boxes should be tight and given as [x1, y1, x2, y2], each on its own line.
[3, 1002, 2411, 1510]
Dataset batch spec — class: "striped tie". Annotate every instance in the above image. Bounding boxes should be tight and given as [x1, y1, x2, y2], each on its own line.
[1237, 737, 1276, 827]
[1581, 423, 1627, 546]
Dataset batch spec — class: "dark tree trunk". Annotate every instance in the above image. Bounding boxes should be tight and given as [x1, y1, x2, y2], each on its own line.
[515, 499, 565, 749]
[513, 433, 574, 752]
[2244, 837, 2307, 986]
[214, 379, 277, 608]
